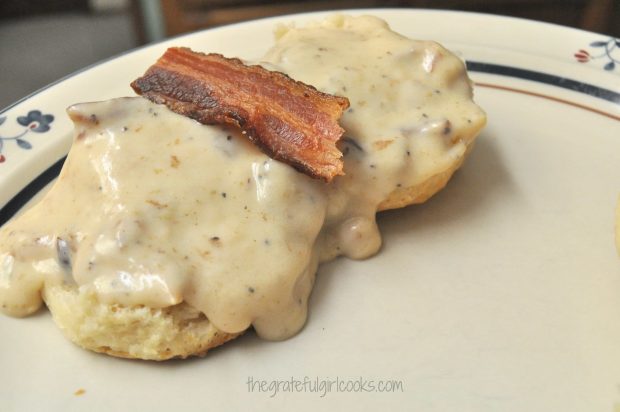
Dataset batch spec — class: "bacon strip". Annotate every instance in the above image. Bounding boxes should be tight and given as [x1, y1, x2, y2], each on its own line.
[131, 47, 349, 181]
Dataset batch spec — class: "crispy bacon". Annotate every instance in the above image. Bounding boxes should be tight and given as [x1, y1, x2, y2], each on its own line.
[131, 47, 349, 181]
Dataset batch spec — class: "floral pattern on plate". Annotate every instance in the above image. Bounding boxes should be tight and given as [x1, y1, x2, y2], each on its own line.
[574, 37, 620, 71]
[0, 110, 55, 163]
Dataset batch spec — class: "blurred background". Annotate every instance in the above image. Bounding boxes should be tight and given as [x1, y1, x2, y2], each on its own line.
[1, 0, 618, 109]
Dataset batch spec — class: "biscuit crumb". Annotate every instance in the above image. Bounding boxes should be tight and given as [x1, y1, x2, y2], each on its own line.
[74, 388, 86, 396]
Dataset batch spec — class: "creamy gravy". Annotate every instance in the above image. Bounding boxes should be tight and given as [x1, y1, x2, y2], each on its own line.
[263, 15, 485, 261]
[0, 15, 485, 340]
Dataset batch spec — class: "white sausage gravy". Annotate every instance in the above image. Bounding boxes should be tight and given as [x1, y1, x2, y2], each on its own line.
[0, 15, 485, 340]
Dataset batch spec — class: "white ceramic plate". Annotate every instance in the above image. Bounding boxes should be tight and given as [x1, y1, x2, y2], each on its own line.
[1, 9, 619, 412]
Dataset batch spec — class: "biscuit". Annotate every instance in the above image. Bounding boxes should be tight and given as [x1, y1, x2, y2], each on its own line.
[44, 285, 241, 360]
[3, 15, 486, 360]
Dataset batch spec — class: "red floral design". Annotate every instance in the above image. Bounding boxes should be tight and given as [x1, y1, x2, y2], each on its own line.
[574, 49, 590, 63]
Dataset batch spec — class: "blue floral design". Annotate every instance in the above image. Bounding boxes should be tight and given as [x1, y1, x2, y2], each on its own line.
[17, 110, 54, 133]
[0, 110, 55, 163]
